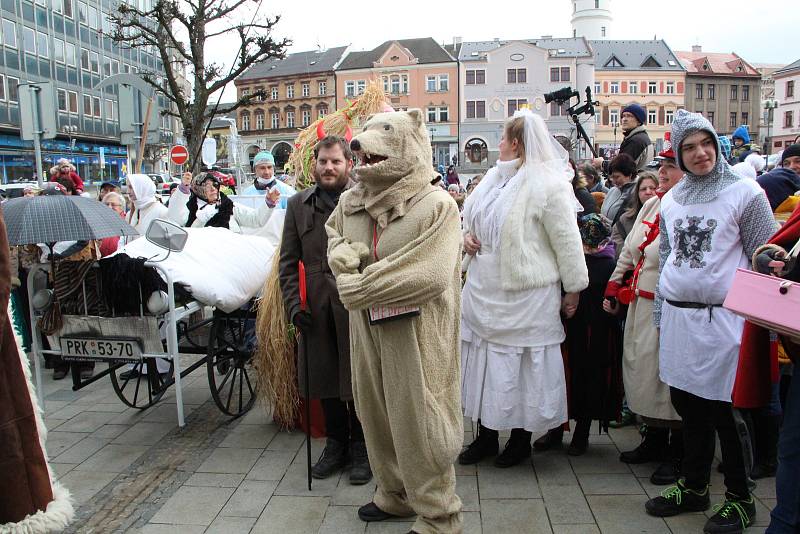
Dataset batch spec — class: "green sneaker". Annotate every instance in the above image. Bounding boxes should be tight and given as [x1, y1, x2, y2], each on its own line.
[645, 479, 710, 517]
[703, 494, 756, 534]
[609, 408, 635, 428]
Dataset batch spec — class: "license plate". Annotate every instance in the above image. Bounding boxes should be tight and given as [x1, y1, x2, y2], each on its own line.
[61, 337, 142, 362]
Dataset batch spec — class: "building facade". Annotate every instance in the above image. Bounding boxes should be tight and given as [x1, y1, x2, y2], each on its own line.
[458, 37, 595, 168]
[336, 38, 458, 167]
[771, 59, 800, 151]
[753, 63, 786, 148]
[234, 47, 346, 171]
[590, 40, 686, 156]
[0, 0, 174, 182]
[571, 0, 612, 40]
[675, 47, 761, 142]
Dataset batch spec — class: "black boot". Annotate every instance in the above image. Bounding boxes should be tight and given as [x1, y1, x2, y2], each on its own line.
[620, 426, 669, 464]
[458, 423, 499, 465]
[567, 418, 591, 456]
[651, 428, 683, 485]
[311, 438, 348, 479]
[349, 441, 373, 485]
[494, 428, 532, 468]
[751, 414, 779, 480]
[533, 427, 564, 451]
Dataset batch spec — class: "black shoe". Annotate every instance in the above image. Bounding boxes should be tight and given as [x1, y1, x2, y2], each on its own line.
[494, 429, 532, 468]
[750, 461, 777, 480]
[349, 441, 373, 485]
[533, 427, 564, 452]
[119, 369, 141, 381]
[702, 494, 756, 534]
[650, 459, 681, 486]
[312, 438, 348, 479]
[567, 419, 591, 456]
[620, 428, 669, 464]
[458, 425, 499, 465]
[645, 479, 710, 517]
[358, 502, 399, 522]
[52, 367, 69, 380]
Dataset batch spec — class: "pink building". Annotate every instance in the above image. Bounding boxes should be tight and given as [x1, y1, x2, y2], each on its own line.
[336, 38, 459, 166]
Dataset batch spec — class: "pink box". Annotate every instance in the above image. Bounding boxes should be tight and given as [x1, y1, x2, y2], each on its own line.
[724, 268, 800, 338]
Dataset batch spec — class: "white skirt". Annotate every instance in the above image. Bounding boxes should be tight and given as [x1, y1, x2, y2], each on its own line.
[461, 327, 568, 433]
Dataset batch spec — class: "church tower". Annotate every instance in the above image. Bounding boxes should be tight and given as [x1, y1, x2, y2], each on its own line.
[571, 0, 612, 40]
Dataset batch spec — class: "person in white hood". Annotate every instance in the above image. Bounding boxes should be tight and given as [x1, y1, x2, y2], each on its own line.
[124, 173, 168, 244]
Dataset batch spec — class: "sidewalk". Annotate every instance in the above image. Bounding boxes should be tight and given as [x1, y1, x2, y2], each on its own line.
[36, 364, 772, 533]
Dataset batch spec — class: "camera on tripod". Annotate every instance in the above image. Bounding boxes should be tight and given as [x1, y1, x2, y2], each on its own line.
[543, 86, 600, 158]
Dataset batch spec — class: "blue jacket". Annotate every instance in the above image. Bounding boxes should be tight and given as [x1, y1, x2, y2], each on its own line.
[241, 179, 296, 209]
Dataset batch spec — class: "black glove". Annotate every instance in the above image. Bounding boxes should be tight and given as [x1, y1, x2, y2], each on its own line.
[754, 247, 788, 275]
[292, 311, 312, 332]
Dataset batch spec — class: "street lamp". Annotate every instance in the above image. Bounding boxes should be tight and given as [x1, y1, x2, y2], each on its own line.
[612, 122, 620, 154]
[429, 126, 436, 166]
[764, 100, 778, 158]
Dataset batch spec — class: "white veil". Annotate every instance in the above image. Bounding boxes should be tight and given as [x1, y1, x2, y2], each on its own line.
[514, 108, 571, 173]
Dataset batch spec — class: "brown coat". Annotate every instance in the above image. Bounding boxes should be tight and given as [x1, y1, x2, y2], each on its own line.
[0, 207, 55, 524]
[279, 183, 353, 400]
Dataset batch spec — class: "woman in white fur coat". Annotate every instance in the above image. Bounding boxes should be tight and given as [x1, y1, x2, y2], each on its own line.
[458, 110, 589, 468]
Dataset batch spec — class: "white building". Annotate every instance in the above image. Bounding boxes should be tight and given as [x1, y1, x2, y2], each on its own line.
[571, 0, 612, 40]
[771, 59, 800, 153]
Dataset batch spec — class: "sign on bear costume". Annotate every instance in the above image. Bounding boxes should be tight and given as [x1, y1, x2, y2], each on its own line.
[326, 109, 464, 534]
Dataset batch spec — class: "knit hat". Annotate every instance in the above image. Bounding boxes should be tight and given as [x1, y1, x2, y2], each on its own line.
[782, 143, 800, 166]
[671, 109, 719, 173]
[578, 214, 611, 248]
[253, 150, 275, 167]
[621, 103, 646, 126]
[718, 135, 732, 161]
[657, 131, 676, 160]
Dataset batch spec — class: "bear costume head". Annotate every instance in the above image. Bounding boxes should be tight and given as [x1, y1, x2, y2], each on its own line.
[343, 110, 437, 228]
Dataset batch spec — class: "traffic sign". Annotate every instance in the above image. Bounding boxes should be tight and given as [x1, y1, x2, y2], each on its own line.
[170, 145, 189, 165]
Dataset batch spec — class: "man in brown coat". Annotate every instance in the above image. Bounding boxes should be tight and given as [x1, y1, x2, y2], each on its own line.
[278, 136, 371, 485]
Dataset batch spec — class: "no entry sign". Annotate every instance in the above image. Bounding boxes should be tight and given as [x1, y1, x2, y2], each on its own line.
[169, 145, 189, 166]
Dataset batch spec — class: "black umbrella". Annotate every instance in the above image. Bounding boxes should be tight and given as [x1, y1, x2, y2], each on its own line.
[3, 195, 138, 246]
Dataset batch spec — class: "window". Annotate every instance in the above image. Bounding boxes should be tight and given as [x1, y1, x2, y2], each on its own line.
[241, 88, 250, 98]
[57, 88, 67, 111]
[111, 59, 119, 75]
[730, 112, 737, 129]
[426, 75, 436, 92]
[648, 81, 657, 94]
[438, 106, 448, 122]
[90, 51, 99, 73]
[466, 69, 485, 85]
[601, 26, 606, 37]
[270, 86, 278, 100]
[23, 27, 35, 53]
[707, 111, 715, 125]
[708, 84, 715, 100]
[286, 111, 294, 128]
[318, 81, 326, 95]
[507, 98, 527, 116]
[93, 96, 101, 117]
[560, 67, 570, 82]
[35, 31, 48, 57]
[438, 74, 448, 91]
[255, 112, 264, 129]
[787, 81, 795, 98]
[357, 80, 367, 95]
[609, 108, 619, 125]
[105, 98, 115, 120]
[550, 67, 560, 82]
[742, 85, 749, 101]
[427, 106, 437, 123]
[785, 111, 793, 128]
[88, 5, 97, 29]
[301, 83, 309, 97]
[81, 49, 89, 69]
[2, 20, 16, 48]
[647, 108, 657, 125]
[103, 58, 111, 77]
[666, 82, 675, 95]
[595, 0, 599, 7]
[594, 82, 601, 95]
[63, 0, 72, 17]
[550, 101, 569, 116]
[83, 94, 92, 116]
[271, 112, 279, 129]
[318, 107, 327, 119]
[301, 109, 310, 126]
[730, 85, 738, 100]
[68, 90, 78, 113]
[610, 82, 619, 94]
[741, 112, 749, 127]
[286, 84, 294, 98]
[345, 81, 355, 97]
[257, 88, 266, 101]
[78, 1, 87, 24]
[5, 77, 17, 103]
[507, 68, 526, 83]
[696, 83, 703, 99]
[241, 113, 250, 130]
[466, 100, 486, 119]
[53, 37, 65, 63]
[666, 109, 674, 124]
[65, 43, 76, 66]
[629, 81, 638, 94]
[391, 75, 402, 94]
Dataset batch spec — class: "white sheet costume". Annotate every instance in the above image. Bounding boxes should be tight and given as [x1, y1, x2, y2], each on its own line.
[123, 174, 168, 245]
[460, 111, 588, 433]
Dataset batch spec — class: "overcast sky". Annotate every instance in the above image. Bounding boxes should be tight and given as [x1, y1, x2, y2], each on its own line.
[210, 0, 798, 101]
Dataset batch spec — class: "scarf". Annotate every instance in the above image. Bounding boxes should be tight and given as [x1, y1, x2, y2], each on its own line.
[186, 192, 235, 229]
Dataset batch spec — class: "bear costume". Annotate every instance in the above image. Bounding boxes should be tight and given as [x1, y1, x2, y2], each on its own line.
[326, 110, 463, 533]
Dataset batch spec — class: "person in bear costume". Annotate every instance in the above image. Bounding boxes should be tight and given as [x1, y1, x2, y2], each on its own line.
[326, 109, 463, 534]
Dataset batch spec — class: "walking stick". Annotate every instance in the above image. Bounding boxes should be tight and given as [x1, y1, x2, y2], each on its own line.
[298, 260, 312, 491]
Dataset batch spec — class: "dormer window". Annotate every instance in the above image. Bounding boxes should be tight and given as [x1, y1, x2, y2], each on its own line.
[605, 55, 624, 68]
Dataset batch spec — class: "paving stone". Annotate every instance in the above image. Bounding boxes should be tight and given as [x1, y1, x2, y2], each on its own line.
[251, 495, 329, 534]
[53, 436, 110, 464]
[91, 424, 132, 439]
[542, 483, 594, 524]
[477, 462, 541, 499]
[456, 475, 479, 512]
[552, 524, 600, 534]
[56, 410, 118, 433]
[330, 474, 377, 506]
[587, 494, 670, 534]
[50, 462, 77, 478]
[112, 422, 174, 446]
[196, 447, 261, 474]
[753, 479, 777, 500]
[219, 480, 278, 518]
[607, 426, 643, 452]
[74, 402, 129, 413]
[45, 431, 86, 457]
[578, 473, 645, 495]
[569, 444, 632, 475]
[238, 407, 274, 425]
[47, 403, 88, 420]
[205, 515, 257, 534]
[454, 462, 477, 476]
[59, 470, 118, 506]
[44, 417, 66, 430]
[533, 453, 579, 487]
[318, 505, 367, 534]
[462, 510, 482, 533]
[246, 450, 297, 481]
[218, 422, 277, 448]
[140, 403, 199, 423]
[365, 521, 417, 533]
[42, 399, 70, 415]
[73, 444, 149, 473]
[266, 429, 306, 451]
[183, 472, 245, 488]
[274, 461, 343, 497]
[133, 524, 205, 534]
[663, 513, 710, 533]
[480, 498, 551, 533]
[149, 485, 235, 526]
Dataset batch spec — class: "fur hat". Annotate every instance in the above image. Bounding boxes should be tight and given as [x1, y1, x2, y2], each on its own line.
[622, 104, 646, 126]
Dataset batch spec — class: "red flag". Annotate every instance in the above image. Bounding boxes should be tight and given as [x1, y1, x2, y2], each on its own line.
[298, 260, 307, 312]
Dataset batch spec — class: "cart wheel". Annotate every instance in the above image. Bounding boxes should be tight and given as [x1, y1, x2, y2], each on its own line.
[110, 360, 173, 409]
[207, 310, 256, 417]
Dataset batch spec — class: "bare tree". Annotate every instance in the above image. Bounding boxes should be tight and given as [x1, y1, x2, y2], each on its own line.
[107, 0, 290, 172]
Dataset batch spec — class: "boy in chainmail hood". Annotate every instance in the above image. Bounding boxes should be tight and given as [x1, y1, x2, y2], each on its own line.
[645, 110, 777, 533]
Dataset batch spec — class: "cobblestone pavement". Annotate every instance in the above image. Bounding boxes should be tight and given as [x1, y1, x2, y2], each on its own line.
[36, 359, 772, 534]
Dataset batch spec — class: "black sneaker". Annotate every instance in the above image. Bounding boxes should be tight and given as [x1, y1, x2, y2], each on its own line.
[458, 430, 499, 465]
[357, 502, 399, 522]
[349, 441, 373, 486]
[645, 480, 710, 517]
[620, 428, 669, 464]
[650, 459, 681, 486]
[703, 495, 756, 534]
[311, 438, 347, 479]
